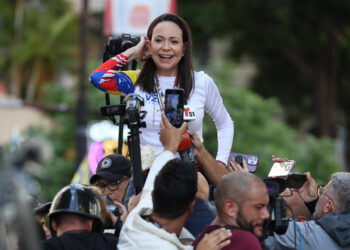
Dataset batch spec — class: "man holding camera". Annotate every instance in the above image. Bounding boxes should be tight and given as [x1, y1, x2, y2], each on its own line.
[264, 172, 350, 249]
[193, 171, 270, 249]
[90, 154, 131, 224]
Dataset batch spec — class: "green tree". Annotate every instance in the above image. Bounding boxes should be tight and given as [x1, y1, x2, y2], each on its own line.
[203, 61, 339, 184]
[0, 0, 77, 101]
[179, 0, 350, 171]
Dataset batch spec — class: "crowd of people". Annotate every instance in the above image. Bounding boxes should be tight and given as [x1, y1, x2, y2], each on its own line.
[16, 12, 350, 250]
[33, 111, 350, 250]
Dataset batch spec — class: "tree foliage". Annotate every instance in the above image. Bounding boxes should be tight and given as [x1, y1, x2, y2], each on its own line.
[179, 0, 350, 170]
[203, 61, 339, 184]
[0, 0, 77, 100]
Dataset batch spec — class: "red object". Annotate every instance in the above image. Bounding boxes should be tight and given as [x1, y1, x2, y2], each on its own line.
[169, 0, 177, 13]
[177, 131, 192, 152]
[103, 0, 112, 37]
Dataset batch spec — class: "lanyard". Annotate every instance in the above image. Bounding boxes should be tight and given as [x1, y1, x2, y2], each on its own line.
[154, 73, 179, 110]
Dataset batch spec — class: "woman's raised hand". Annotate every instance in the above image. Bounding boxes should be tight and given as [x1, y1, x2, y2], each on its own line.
[124, 36, 151, 62]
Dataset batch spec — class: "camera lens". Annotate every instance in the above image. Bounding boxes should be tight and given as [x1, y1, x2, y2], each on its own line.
[234, 155, 244, 166]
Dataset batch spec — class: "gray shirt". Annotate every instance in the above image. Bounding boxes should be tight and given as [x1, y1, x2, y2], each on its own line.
[264, 219, 350, 250]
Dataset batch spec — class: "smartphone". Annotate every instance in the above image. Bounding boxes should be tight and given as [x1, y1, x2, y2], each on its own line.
[165, 89, 185, 128]
[287, 173, 307, 189]
[268, 160, 296, 178]
[228, 152, 259, 173]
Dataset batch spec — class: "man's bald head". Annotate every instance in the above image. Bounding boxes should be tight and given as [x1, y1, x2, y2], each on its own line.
[214, 171, 266, 215]
[281, 190, 311, 221]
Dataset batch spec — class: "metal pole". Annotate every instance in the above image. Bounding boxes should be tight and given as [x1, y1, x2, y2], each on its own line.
[75, 0, 89, 168]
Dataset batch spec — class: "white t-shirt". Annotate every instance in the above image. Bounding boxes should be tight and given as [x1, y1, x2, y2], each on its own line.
[135, 71, 234, 163]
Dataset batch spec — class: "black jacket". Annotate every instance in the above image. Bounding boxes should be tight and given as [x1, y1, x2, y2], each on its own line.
[41, 230, 118, 250]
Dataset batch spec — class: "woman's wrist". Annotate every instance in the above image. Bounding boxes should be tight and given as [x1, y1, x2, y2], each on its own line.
[123, 46, 138, 61]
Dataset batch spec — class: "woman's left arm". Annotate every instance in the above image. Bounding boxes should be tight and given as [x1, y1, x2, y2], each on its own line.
[204, 76, 234, 164]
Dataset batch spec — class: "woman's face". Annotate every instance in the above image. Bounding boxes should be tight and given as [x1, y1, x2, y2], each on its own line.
[150, 21, 184, 77]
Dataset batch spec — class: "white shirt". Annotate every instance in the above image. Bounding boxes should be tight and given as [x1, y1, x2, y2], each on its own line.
[117, 151, 195, 250]
[135, 71, 234, 163]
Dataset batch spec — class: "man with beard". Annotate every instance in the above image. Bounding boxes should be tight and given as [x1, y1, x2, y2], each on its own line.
[193, 171, 270, 249]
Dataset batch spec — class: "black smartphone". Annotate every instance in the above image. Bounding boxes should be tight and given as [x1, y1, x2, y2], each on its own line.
[228, 152, 259, 173]
[165, 89, 184, 128]
[287, 173, 307, 189]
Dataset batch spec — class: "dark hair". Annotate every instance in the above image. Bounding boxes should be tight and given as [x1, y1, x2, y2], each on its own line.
[51, 213, 90, 228]
[153, 159, 197, 219]
[135, 13, 194, 100]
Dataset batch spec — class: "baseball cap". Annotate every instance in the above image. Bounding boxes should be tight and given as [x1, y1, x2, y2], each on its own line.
[90, 154, 131, 184]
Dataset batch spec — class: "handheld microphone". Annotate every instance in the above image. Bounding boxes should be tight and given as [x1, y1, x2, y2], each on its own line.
[177, 131, 196, 165]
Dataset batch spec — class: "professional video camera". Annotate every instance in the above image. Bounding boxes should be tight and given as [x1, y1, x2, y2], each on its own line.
[103, 34, 140, 61]
[262, 178, 289, 238]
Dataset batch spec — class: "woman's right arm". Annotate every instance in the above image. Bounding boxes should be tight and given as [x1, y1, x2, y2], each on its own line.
[89, 36, 150, 93]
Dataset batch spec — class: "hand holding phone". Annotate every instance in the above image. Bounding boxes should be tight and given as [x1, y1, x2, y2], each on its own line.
[228, 156, 249, 172]
[165, 89, 184, 128]
[228, 152, 259, 173]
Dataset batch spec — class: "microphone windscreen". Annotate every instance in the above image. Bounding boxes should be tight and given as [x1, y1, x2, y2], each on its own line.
[177, 131, 192, 152]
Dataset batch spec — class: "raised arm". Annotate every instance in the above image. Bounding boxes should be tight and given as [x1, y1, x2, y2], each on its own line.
[89, 36, 151, 95]
[190, 131, 229, 185]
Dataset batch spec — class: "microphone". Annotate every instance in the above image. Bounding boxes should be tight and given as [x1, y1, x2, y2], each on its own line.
[177, 131, 192, 152]
[177, 131, 196, 165]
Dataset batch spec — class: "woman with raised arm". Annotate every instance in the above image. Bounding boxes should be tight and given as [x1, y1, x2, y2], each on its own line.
[90, 13, 234, 236]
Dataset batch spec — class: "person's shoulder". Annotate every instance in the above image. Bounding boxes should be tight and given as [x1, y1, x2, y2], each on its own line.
[40, 237, 62, 250]
[230, 229, 262, 249]
[193, 71, 217, 91]
[194, 71, 212, 80]
[232, 229, 259, 240]
[93, 232, 119, 248]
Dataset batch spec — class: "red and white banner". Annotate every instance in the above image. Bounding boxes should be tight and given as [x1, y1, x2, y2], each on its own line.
[104, 0, 177, 37]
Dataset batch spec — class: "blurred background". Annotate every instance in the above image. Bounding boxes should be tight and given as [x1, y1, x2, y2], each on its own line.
[0, 0, 348, 201]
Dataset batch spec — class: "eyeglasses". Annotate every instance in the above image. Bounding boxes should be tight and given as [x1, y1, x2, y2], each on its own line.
[317, 185, 325, 196]
[318, 185, 335, 204]
[96, 177, 129, 192]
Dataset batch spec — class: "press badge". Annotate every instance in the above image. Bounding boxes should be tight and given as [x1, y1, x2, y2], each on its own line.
[183, 105, 196, 121]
